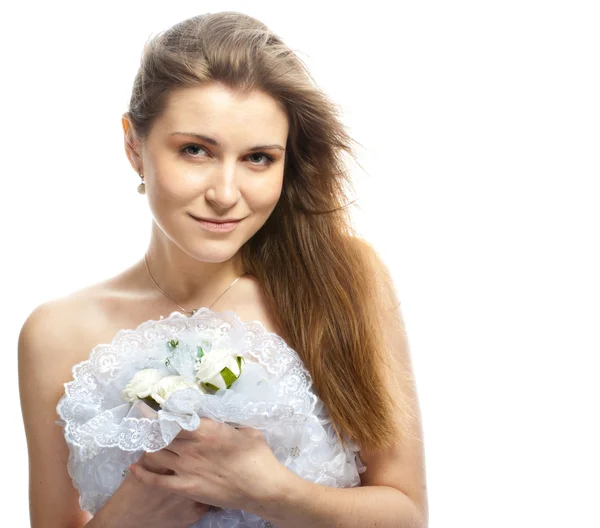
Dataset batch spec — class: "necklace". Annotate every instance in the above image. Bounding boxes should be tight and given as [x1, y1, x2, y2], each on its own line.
[144, 253, 247, 316]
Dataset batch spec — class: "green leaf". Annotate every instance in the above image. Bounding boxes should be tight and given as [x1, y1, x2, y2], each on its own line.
[220, 367, 237, 388]
[167, 339, 179, 350]
[201, 382, 219, 394]
[221, 357, 244, 389]
[197, 346, 205, 360]
[200, 356, 244, 393]
[140, 396, 161, 411]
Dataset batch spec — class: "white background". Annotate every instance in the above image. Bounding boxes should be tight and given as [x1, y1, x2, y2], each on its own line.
[2, 1, 599, 526]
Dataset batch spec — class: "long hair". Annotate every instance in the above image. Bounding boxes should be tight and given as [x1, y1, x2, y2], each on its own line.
[126, 11, 413, 451]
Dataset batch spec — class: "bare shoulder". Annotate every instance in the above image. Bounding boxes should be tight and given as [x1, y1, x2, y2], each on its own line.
[18, 257, 153, 370]
[19, 284, 114, 378]
[18, 285, 112, 527]
[18, 282, 117, 441]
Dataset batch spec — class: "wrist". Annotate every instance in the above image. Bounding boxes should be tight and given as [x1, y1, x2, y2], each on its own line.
[250, 466, 315, 524]
[86, 480, 144, 528]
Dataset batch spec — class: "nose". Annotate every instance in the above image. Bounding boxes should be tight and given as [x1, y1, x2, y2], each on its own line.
[204, 160, 241, 210]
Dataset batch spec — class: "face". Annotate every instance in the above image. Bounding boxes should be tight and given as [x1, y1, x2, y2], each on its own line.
[123, 83, 289, 263]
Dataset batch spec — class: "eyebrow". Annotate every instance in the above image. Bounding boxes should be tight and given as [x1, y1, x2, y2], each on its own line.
[169, 132, 285, 152]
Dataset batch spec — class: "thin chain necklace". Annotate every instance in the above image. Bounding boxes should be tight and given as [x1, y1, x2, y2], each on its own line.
[144, 253, 247, 316]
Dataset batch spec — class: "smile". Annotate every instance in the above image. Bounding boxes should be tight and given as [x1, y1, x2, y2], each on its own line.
[189, 215, 243, 233]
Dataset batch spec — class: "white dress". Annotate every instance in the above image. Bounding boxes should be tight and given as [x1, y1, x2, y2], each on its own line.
[56, 307, 366, 527]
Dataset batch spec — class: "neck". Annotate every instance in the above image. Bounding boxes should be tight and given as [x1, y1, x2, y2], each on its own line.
[143, 227, 247, 309]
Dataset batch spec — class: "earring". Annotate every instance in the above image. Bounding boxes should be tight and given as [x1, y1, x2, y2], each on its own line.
[137, 171, 146, 194]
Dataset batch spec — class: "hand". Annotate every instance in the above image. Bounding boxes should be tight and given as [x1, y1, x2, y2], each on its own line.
[129, 418, 287, 513]
[92, 453, 210, 528]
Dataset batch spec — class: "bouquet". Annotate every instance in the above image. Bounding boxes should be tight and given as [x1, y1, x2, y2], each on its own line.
[120, 332, 246, 410]
[57, 308, 365, 527]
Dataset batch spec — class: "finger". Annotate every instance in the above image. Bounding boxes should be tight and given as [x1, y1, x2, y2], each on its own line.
[139, 455, 172, 475]
[167, 438, 187, 455]
[176, 418, 220, 440]
[175, 428, 197, 440]
[146, 448, 180, 472]
[140, 448, 179, 473]
[129, 462, 181, 491]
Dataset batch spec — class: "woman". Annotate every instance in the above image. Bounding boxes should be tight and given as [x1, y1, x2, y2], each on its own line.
[18, 11, 427, 528]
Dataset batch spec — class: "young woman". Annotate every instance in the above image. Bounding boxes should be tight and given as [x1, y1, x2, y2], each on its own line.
[18, 11, 427, 528]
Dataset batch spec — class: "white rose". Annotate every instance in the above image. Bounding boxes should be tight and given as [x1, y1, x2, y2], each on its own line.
[150, 375, 203, 406]
[121, 369, 164, 402]
[195, 347, 244, 391]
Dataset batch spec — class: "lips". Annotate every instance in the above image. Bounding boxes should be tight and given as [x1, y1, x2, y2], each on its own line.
[191, 215, 242, 224]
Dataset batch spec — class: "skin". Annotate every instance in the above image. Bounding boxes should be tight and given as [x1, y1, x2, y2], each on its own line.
[18, 82, 427, 527]
[127, 82, 289, 308]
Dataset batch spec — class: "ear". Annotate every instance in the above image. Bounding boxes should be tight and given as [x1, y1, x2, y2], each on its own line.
[122, 113, 143, 174]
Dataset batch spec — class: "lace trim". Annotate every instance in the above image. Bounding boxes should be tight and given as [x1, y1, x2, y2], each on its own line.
[55, 308, 366, 520]
[56, 308, 319, 452]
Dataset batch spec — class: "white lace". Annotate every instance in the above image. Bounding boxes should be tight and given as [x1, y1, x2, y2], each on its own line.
[56, 308, 366, 527]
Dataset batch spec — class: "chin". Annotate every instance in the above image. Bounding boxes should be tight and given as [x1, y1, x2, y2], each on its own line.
[190, 248, 240, 264]
[182, 239, 243, 263]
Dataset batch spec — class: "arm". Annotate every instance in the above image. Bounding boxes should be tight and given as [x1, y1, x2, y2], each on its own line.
[260, 474, 424, 528]
[18, 302, 93, 528]
[18, 302, 208, 528]
[19, 300, 211, 528]
[260, 242, 428, 527]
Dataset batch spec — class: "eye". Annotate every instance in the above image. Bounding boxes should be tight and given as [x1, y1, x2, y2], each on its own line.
[179, 144, 275, 167]
[181, 144, 208, 158]
[246, 152, 275, 166]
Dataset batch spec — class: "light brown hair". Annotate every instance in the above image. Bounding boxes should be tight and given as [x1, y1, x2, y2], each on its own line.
[126, 11, 413, 452]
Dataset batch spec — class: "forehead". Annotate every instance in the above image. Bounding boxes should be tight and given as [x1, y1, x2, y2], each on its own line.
[152, 83, 289, 142]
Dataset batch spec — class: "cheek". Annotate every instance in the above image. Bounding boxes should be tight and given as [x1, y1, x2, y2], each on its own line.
[145, 146, 196, 199]
[146, 180, 182, 225]
[247, 176, 284, 213]
[152, 167, 197, 203]
[147, 169, 202, 223]
[146, 157, 284, 217]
